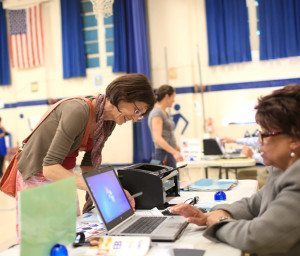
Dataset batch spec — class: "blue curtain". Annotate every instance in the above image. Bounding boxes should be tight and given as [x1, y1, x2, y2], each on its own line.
[258, 0, 300, 60]
[61, 0, 86, 78]
[113, 0, 153, 163]
[205, 0, 252, 66]
[0, 2, 10, 85]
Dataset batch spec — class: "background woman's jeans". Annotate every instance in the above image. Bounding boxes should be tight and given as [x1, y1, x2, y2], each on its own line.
[153, 148, 176, 168]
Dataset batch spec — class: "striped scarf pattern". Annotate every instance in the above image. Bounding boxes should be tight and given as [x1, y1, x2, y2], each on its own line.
[91, 94, 116, 167]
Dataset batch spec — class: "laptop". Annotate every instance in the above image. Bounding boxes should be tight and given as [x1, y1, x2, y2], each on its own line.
[83, 166, 188, 241]
[203, 138, 246, 159]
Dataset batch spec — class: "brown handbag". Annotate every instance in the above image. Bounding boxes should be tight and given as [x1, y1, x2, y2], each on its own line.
[0, 97, 94, 197]
[0, 149, 21, 197]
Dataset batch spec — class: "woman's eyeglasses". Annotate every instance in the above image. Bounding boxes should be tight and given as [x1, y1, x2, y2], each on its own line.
[116, 102, 145, 121]
[258, 131, 284, 144]
[132, 102, 144, 121]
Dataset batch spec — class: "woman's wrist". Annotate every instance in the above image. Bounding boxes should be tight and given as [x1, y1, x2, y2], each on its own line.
[216, 210, 232, 220]
[76, 175, 88, 190]
[171, 150, 178, 156]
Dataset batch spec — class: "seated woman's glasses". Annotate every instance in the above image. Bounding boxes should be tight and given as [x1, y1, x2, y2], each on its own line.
[258, 131, 284, 144]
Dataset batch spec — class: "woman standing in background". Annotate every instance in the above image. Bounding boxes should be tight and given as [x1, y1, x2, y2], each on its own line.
[0, 116, 7, 177]
[148, 85, 183, 168]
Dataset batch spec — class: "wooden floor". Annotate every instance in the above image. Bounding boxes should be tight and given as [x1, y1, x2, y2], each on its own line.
[0, 166, 267, 252]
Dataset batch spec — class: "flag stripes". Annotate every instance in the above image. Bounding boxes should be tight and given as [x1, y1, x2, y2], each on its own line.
[8, 5, 44, 69]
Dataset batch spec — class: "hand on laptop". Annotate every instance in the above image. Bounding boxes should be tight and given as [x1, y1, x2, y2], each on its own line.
[220, 137, 235, 144]
[169, 204, 207, 226]
[124, 189, 136, 210]
[241, 146, 254, 158]
[170, 204, 234, 227]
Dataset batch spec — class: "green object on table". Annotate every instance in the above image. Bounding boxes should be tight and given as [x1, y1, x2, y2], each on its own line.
[20, 178, 77, 256]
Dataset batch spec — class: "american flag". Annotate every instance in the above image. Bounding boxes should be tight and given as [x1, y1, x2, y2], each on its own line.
[8, 5, 44, 69]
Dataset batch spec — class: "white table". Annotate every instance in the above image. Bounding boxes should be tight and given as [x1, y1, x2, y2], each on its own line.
[181, 158, 256, 179]
[174, 179, 258, 208]
[0, 180, 258, 256]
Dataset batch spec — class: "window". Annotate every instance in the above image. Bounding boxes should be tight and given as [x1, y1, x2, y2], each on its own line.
[247, 0, 260, 59]
[104, 16, 114, 67]
[80, 0, 114, 68]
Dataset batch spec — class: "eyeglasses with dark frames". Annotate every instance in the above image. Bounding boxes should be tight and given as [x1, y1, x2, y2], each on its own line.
[258, 131, 284, 144]
[132, 102, 145, 120]
[116, 102, 145, 121]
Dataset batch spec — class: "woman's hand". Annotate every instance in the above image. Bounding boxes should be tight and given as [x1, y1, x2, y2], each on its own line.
[172, 151, 184, 162]
[124, 190, 136, 210]
[220, 137, 235, 144]
[170, 204, 207, 226]
[241, 146, 254, 158]
[206, 210, 232, 227]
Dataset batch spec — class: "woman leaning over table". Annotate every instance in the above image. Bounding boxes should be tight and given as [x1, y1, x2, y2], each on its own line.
[170, 85, 300, 256]
[16, 74, 155, 210]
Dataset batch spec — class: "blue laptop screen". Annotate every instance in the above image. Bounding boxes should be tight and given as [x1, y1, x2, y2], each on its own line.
[85, 170, 131, 223]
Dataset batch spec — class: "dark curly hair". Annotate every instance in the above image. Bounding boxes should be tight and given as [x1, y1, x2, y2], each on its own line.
[255, 84, 300, 138]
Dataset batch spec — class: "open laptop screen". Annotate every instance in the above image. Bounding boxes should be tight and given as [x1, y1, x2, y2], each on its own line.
[203, 138, 223, 155]
[84, 167, 134, 230]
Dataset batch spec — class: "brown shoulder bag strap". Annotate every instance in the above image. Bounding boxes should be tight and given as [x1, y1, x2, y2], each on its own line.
[22, 97, 94, 147]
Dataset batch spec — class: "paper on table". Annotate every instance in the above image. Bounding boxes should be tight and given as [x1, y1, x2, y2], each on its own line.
[135, 207, 164, 217]
[76, 210, 106, 240]
[97, 236, 151, 256]
[20, 178, 77, 256]
[168, 196, 196, 205]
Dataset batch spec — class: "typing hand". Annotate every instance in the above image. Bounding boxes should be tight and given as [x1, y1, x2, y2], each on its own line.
[241, 146, 254, 158]
[169, 204, 207, 226]
[220, 137, 235, 144]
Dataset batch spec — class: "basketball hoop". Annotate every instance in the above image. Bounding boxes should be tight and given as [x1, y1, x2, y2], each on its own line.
[90, 0, 114, 18]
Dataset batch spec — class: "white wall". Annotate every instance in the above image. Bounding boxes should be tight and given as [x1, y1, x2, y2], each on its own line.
[0, 0, 299, 163]
[0, 0, 131, 163]
[147, 0, 300, 148]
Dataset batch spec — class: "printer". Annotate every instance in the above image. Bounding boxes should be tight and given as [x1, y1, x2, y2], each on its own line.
[117, 163, 181, 209]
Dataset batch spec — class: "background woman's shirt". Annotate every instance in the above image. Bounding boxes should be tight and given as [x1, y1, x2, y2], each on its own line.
[148, 107, 177, 149]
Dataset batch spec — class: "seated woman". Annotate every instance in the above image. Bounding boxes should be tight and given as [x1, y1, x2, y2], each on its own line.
[170, 85, 300, 255]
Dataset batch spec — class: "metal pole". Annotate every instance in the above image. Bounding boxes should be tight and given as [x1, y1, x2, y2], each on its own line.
[164, 47, 169, 84]
[196, 44, 206, 131]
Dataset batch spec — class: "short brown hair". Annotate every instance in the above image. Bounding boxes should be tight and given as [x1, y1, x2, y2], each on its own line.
[106, 73, 155, 116]
[255, 84, 300, 138]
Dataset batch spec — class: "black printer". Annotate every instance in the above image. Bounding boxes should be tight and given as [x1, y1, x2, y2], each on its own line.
[117, 163, 181, 209]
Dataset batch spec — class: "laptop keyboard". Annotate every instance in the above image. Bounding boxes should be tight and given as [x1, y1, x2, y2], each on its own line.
[121, 217, 167, 234]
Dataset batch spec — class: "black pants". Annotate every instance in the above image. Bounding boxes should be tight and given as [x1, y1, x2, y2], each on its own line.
[0, 156, 5, 177]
